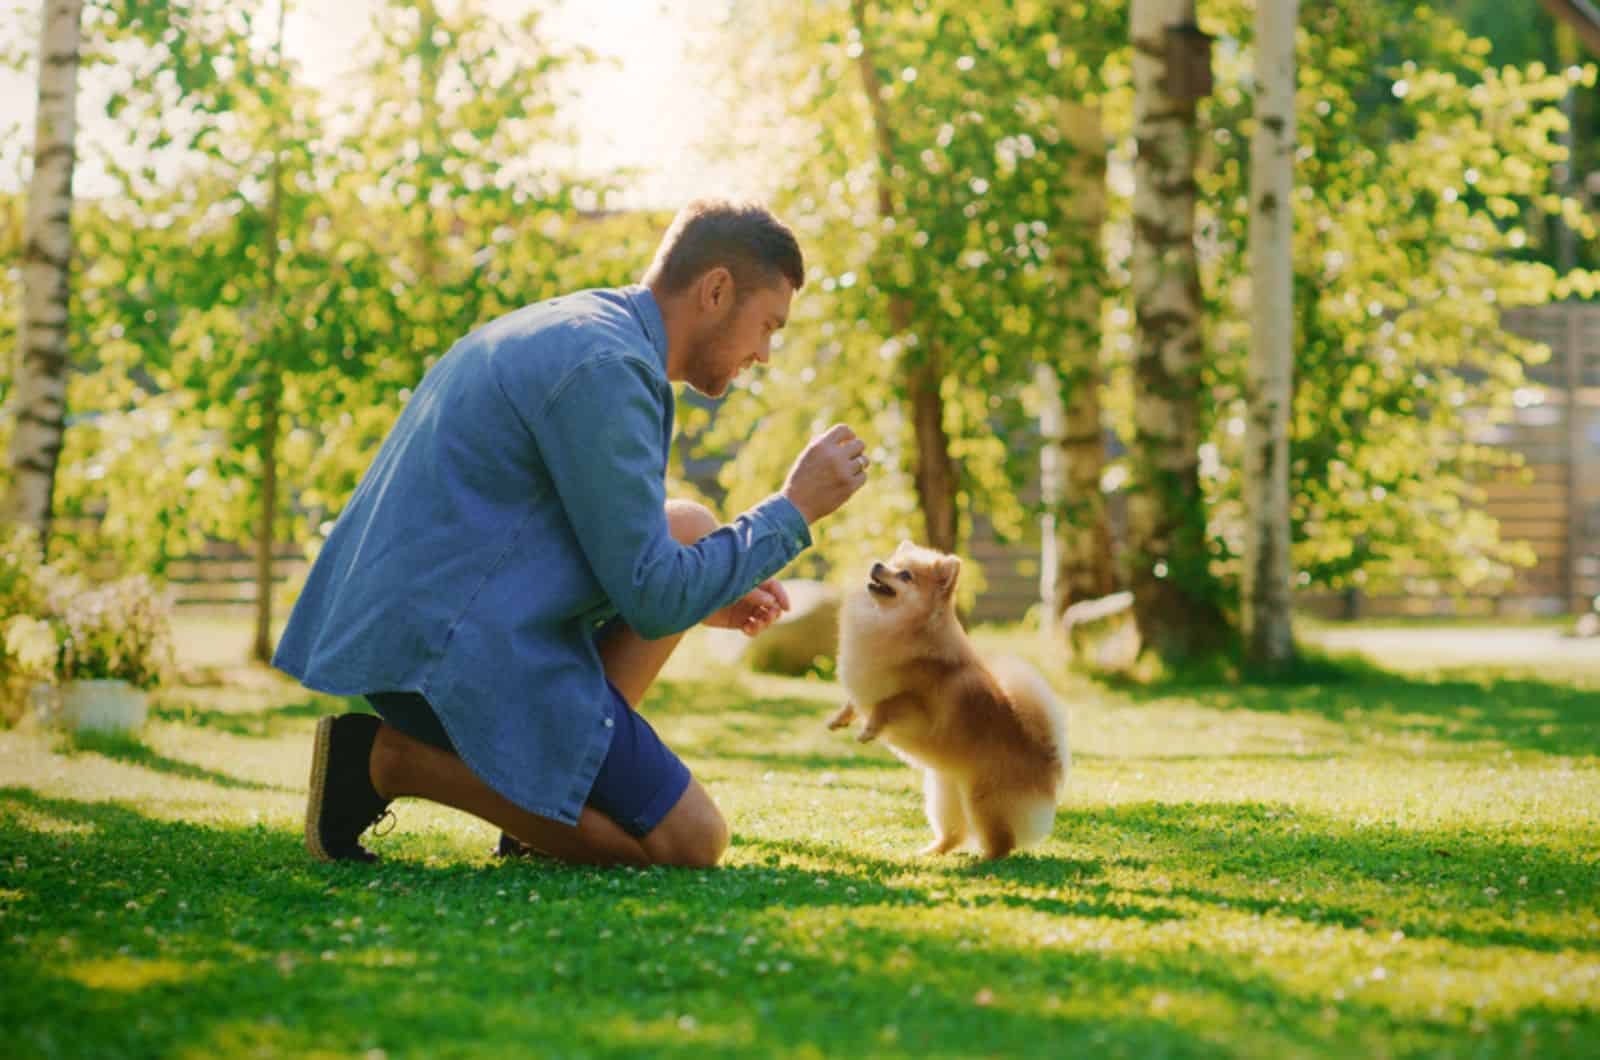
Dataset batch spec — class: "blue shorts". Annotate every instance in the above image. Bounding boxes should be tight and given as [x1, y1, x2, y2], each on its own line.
[365, 683, 692, 839]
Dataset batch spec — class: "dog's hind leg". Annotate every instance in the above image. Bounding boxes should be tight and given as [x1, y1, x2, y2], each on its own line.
[918, 769, 967, 856]
[968, 782, 1020, 860]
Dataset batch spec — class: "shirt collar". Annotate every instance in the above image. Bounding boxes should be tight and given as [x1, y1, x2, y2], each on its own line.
[624, 285, 670, 375]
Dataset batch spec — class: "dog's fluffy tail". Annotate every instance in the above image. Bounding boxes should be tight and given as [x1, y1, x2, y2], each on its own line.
[991, 657, 1071, 798]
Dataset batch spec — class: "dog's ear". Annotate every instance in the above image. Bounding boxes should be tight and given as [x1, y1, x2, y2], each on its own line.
[935, 555, 961, 595]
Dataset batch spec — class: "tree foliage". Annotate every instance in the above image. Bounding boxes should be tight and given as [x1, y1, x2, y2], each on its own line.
[698, 0, 1123, 601]
[700, 0, 1589, 616]
[13, 0, 655, 585]
[1198, 0, 1593, 602]
[0, 0, 1589, 629]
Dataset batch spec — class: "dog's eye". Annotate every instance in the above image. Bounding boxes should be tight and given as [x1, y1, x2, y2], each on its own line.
[897, 570, 913, 583]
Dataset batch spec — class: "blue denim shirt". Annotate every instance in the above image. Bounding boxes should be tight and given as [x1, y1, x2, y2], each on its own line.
[273, 285, 811, 824]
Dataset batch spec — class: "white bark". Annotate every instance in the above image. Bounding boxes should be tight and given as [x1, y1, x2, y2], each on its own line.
[1126, 0, 1226, 660]
[3, 0, 84, 543]
[253, 0, 289, 665]
[1243, 0, 1297, 668]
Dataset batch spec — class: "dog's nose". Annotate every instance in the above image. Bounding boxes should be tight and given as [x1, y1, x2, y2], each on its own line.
[870, 562, 887, 580]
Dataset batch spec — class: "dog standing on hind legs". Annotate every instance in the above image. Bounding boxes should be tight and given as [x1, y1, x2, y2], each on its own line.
[829, 541, 1071, 860]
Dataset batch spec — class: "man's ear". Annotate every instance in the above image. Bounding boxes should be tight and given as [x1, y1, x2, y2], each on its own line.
[699, 266, 734, 312]
[935, 555, 961, 595]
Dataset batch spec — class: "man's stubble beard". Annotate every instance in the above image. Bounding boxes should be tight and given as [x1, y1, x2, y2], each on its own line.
[686, 325, 736, 399]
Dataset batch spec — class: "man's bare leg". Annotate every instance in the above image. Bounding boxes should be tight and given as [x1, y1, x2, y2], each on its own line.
[369, 725, 651, 865]
[364, 499, 729, 867]
[594, 499, 730, 866]
[597, 499, 717, 706]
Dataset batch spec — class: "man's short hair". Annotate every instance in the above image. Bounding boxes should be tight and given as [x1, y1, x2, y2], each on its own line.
[645, 199, 805, 297]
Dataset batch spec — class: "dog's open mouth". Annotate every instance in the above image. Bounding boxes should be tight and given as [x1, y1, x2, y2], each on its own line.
[867, 567, 896, 598]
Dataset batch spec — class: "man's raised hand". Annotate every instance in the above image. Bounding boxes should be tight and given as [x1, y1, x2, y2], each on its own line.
[780, 424, 869, 524]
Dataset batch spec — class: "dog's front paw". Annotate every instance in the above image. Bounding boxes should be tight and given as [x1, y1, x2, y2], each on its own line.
[825, 702, 857, 731]
[856, 726, 879, 743]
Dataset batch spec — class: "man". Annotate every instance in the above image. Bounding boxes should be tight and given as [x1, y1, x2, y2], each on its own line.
[274, 200, 867, 868]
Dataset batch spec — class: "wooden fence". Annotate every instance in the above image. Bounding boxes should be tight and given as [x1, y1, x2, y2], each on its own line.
[1486, 303, 1600, 615]
[970, 302, 1600, 622]
[164, 545, 307, 611]
[1298, 303, 1598, 618]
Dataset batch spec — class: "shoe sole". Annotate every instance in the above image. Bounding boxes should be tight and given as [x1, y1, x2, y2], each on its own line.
[304, 716, 336, 862]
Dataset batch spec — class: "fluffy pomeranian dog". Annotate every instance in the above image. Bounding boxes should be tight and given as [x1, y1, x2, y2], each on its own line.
[830, 542, 1070, 860]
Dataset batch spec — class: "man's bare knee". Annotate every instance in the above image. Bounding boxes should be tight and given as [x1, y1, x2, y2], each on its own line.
[665, 499, 719, 546]
[662, 817, 729, 869]
[643, 782, 729, 868]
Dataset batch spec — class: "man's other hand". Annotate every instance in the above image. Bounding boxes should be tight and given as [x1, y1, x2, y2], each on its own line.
[704, 577, 791, 637]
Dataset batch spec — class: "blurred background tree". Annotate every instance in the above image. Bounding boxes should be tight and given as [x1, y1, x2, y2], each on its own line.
[1, 0, 1594, 668]
[5, 0, 647, 658]
[697, 0, 1123, 615]
[1449, 1, 1598, 272]
[692, 0, 1594, 667]
[2, 0, 82, 546]
[1125, 0, 1231, 665]
[1199, 0, 1589, 615]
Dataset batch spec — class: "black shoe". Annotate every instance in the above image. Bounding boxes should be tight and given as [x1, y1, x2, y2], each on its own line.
[305, 714, 392, 863]
[493, 832, 549, 861]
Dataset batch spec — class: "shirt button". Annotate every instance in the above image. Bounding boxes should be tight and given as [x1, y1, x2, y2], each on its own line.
[603, 718, 614, 729]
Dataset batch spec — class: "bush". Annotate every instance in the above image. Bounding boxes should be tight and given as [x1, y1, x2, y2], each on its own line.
[0, 526, 45, 617]
[0, 528, 49, 724]
[0, 532, 174, 725]
[51, 573, 174, 690]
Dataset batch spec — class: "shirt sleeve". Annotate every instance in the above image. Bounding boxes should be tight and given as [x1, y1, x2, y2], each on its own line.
[517, 352, 811, 640]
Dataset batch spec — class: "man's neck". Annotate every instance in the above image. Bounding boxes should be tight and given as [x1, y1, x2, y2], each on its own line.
[646, 279, 689, 383]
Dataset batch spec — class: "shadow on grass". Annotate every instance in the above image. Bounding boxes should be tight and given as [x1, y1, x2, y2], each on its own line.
[3, 788, 1592, 1058]
[1060, 800, 1599, 954]
[751, 800, 1599, 951]
[738, 834, 1107, 882]
[742, 802, 1597, 954]
[0, 787, 1227, 1058]
[58, 730, 291, 793]
[1071, 750, 1341, 765]
[1099, 651, 1600, 757]
[151, 697, 363, 739]
[646, 677, 834, 720]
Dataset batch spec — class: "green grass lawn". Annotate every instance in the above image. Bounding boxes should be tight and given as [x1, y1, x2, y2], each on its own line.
[1, 621, 1597, 1058]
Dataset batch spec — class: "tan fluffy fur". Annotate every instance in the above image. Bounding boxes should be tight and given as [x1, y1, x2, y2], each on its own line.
[831, 542, 1070, 859]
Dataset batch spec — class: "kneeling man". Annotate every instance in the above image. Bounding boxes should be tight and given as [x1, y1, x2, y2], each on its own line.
[274, 200, 868, 867]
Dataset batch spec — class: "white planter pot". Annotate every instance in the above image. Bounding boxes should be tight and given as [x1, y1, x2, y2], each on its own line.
[54, 679, 148, 733]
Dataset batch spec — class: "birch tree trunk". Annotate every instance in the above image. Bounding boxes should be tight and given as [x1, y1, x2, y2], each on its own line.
[1126, 0, 1229, 662]
[1041, 100, 1115, 631]
[3, 0, 84, 546]
[1242, 0, 1297, 669]
[849, 0, 959, 554]
[252, 0, 288, 664]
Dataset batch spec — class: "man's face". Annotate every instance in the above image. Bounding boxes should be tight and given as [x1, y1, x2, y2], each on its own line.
[686, 277, 793, 399]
